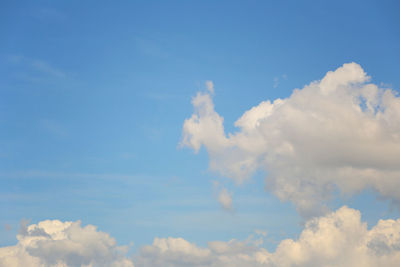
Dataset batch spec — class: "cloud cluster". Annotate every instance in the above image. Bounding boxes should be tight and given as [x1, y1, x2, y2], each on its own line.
[0, 220, 134, 267]
[135, 206, 400, 267]
[2, 63, 399, 267]
[1, 209, 400, 266]
[181, 63, 400, 216]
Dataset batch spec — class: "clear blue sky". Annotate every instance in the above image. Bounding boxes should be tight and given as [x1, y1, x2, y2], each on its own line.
[1, 0, 399, 253]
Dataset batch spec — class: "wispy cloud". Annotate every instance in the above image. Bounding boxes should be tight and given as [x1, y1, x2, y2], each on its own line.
[218, 187, 233, 211]
[212, 181, 233, 211]
[6, 55, 67, 82]
[273, 74, 287, 88]
[30, 59, 66, 79]
[206, 80, 215, 94]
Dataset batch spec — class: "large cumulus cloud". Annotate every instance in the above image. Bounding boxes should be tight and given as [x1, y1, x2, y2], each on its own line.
[135, 206, 400, 267]
[0, 220, 134, 267]
[181, 62, 400, 216]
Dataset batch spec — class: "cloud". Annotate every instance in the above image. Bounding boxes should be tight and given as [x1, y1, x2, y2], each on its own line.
[181, 62, 400, 217]
[30, 59, 66, 79]
[0, 220, 134, 267]
[206, 80, 215, 94]
[135, 233, 267, 267]
[273, 77, 279, 88]
[6, 55, 67, 81]
[212, 181, 233, 211]
[1, 207, 399, 266]
[273, 74, 287, 88]
[135, 206, 400, 267]
[218, 187, 233, 211]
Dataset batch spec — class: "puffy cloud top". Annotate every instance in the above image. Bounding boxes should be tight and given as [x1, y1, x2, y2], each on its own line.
[136, 206, 400, 267]
[1, 210, 399, 266]
[181, 63, 400, 217]
[0, 220, 134, 267]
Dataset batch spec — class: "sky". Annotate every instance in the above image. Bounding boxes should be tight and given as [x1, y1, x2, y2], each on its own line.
[1, 0, 400, 266]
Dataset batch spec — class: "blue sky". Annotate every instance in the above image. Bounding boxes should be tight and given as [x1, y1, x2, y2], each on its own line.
[1, 0, 400, 265]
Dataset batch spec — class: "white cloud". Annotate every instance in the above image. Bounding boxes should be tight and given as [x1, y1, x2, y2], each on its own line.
[1, 207, 400, 266]
[254, 229, 267, 237]
[273, 74, 287, 88]
[135, 206, 400, 267]
[212, 181, 233, 211]
[30, 59, 66, 79]
[205, 80, 215, 94]
[218, 187, 233, 211]
[7, 55, 67, 80]
[0, 220, 134, 267]
[273, 77, 279, 88]
[136, 237, 211, 267]
[135, 234, 267, 267]
[181, 63, 400, 217]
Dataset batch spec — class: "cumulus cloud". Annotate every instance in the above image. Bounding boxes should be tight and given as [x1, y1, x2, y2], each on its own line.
[135, 233, 267, 267]
[0, 220, 134, 267]
[135, 206, 400, 267]
[1, 207, 400, 266]
[181, 63, 400, 217]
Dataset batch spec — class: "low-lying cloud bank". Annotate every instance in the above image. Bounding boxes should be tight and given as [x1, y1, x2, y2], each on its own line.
[1, 206, 400, 266]
[181, 63, 400, 217]
[136, 206, 400, 267]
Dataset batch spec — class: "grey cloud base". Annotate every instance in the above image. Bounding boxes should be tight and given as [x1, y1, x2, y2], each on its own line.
[181, 63, 400, 217]
[1, 206, 400, 267]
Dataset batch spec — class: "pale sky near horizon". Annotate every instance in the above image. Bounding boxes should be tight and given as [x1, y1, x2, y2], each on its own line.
[1, 1, 400, 266]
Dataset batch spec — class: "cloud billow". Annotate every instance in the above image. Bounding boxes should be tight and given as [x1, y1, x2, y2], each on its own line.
[0, 220, 134, 267]
[2, 207, 400, 266]
[181, 63, 400, 217]
[135, 206, 400, 267]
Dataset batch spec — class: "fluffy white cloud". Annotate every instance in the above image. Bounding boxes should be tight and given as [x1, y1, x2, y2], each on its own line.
[0, 220, 134, 267]
[270, 206, 400, 267]
[135, 206, 400, 267]
[135, 234, 267, 267]
[1, 207, 399, 266]
[181, 63, 400, 217]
